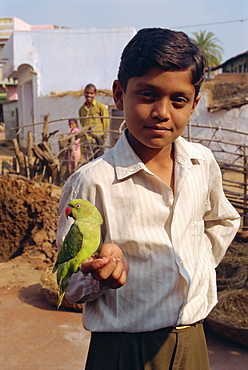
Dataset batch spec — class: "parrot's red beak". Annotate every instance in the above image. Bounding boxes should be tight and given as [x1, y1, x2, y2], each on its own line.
[65, 206, 72, 219]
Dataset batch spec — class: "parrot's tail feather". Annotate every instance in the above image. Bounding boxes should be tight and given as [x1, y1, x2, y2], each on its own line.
[52, 264, 57, 274]
[57, 291, 65, 310]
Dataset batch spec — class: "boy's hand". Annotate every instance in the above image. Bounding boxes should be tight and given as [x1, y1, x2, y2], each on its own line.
[80, 243, 129, 289]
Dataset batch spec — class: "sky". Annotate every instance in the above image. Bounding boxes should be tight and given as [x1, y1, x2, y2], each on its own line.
[0, 0, 247, 62]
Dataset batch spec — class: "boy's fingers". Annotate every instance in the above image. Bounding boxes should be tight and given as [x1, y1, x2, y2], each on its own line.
[96, 259, 127, 288]
[99, 243, 123, 260]
[80, 257, 109, 274]
[92, 257, 118, 280]
[105, 263, 127, 288]
[81, 253, 128, 289]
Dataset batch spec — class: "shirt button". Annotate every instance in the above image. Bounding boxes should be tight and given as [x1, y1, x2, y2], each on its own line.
[180, 259, 184, 267]
[179, 310, 183, 318]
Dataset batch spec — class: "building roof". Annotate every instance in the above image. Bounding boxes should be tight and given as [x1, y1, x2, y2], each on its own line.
[211, 51, 248, 71]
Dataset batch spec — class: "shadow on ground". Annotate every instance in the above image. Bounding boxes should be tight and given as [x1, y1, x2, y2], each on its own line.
[18, 284, 81, 313]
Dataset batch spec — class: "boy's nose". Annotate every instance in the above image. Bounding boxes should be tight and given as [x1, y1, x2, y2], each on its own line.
[151, 99, 170, 121]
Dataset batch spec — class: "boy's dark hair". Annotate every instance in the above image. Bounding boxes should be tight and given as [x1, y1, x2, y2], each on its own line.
[85, 83, 97, 93]
[118, 28, 205, 97]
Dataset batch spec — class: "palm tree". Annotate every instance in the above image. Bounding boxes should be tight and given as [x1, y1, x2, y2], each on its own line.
[191, 30, 224, 68]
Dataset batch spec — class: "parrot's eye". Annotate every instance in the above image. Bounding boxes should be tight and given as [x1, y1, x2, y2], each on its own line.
[75, 204, 81, 208]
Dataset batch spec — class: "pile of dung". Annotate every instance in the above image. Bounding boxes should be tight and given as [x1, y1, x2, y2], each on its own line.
[214, 242, 248, 324]
[210, 289, 248, 328]
[0, 174, 62, 269]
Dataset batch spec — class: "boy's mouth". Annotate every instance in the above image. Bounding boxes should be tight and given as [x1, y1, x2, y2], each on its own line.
[145, 125, 173, 132]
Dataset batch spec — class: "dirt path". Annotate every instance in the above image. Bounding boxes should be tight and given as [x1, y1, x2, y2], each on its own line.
[0, 259, 90, 370]
[0, 258, 247, 370]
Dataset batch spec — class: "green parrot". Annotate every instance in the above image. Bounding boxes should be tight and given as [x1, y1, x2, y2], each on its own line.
[53, 199, 103, 309]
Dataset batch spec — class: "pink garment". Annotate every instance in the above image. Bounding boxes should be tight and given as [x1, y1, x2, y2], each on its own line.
[68, 127, 81, 174]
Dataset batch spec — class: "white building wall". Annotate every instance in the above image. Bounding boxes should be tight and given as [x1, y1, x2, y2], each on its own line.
[2, 27, 136, 147]
[35, 94, 114, 153]
[2, 100, 18, 140]
[190, 91, 248, 163]
[3, 27, 136, 94]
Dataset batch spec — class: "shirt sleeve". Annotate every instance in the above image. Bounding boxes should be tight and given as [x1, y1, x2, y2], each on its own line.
[100, 104, 110, 131]
[78, 106, 85, 128]
[65, 271, 108, 304]
[203, 155, 240, 267]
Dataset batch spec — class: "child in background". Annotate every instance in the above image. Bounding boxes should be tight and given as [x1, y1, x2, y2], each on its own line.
[67, 119, 81, 174]
[57, 28, 240, 369]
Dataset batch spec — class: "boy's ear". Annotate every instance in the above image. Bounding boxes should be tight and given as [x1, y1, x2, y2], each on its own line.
[194, 94, 201, 109]
[190, 94, 201, 115]
[112, 80, 124, 111]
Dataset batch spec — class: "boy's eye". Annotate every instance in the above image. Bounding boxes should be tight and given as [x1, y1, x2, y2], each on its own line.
[172, 97, 188, 107]
[139, 91, 156, 99]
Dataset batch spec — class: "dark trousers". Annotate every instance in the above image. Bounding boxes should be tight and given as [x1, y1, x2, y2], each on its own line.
[82, 135, 105, 162]
[85, 321, 210, 370]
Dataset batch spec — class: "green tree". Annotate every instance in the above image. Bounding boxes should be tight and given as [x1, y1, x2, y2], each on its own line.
[191, 30, 224, 68]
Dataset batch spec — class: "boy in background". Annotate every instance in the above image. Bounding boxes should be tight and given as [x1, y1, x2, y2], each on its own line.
[57, 28, 240, 369]
[79, 83, 110, 159]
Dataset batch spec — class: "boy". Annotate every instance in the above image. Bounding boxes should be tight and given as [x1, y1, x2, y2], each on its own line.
[79, 83, 110, 159]
[56, 28, 240, 369]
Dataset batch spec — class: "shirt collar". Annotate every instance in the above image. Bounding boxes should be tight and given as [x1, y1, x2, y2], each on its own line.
[113, 129, 205, 180]
[174, 136, 205, 167]
[84, 100, 96, 108]
[113, 129, 147, 180]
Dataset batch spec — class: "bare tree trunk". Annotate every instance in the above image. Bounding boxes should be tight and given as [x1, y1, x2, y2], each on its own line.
[32, 141, 60, 184]
[12, 138, 26, 177]
[27, 130, 35, 178]
[58, 134, 69, 184]
[42, 114, 49, 141]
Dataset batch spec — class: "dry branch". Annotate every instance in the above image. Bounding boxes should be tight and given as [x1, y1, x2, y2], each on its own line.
[12, 138, 26, 177]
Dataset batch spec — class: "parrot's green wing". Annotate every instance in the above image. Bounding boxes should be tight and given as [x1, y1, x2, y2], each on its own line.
[55, 223, 83, 265]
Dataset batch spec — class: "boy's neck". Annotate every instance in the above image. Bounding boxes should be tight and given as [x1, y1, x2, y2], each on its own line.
[126, 130, 173, 164]
[140, 144, 173, 164]
[144, 146, 174, 189]
[126, 131, 174, 188]
[85, 101, 93, 108]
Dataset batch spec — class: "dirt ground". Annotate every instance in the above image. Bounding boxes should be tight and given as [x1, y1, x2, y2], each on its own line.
[0, 144, 247, 369]
[0, 258, 91, 369]
[0, 170, 91, 369]
[0, 257, 247, 370]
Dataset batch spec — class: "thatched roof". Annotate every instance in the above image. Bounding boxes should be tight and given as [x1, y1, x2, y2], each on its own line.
[201, 73, 248, 112]
[49, 88, 113, 98]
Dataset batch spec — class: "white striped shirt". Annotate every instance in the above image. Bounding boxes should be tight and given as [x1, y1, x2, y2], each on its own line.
[56, 130, 240, 332]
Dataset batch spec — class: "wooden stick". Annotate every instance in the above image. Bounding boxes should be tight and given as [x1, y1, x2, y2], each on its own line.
[42, 114, 49, 141]
[12, 138, 26, 177]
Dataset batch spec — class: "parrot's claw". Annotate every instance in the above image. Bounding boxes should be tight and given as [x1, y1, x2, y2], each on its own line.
[92, 250, 100, 259]
[79, 251, 100, 276]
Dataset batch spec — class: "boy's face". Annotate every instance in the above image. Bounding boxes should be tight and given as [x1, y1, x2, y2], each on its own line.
[84, 86, 96, 105]
[113, 67, 200, 158]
